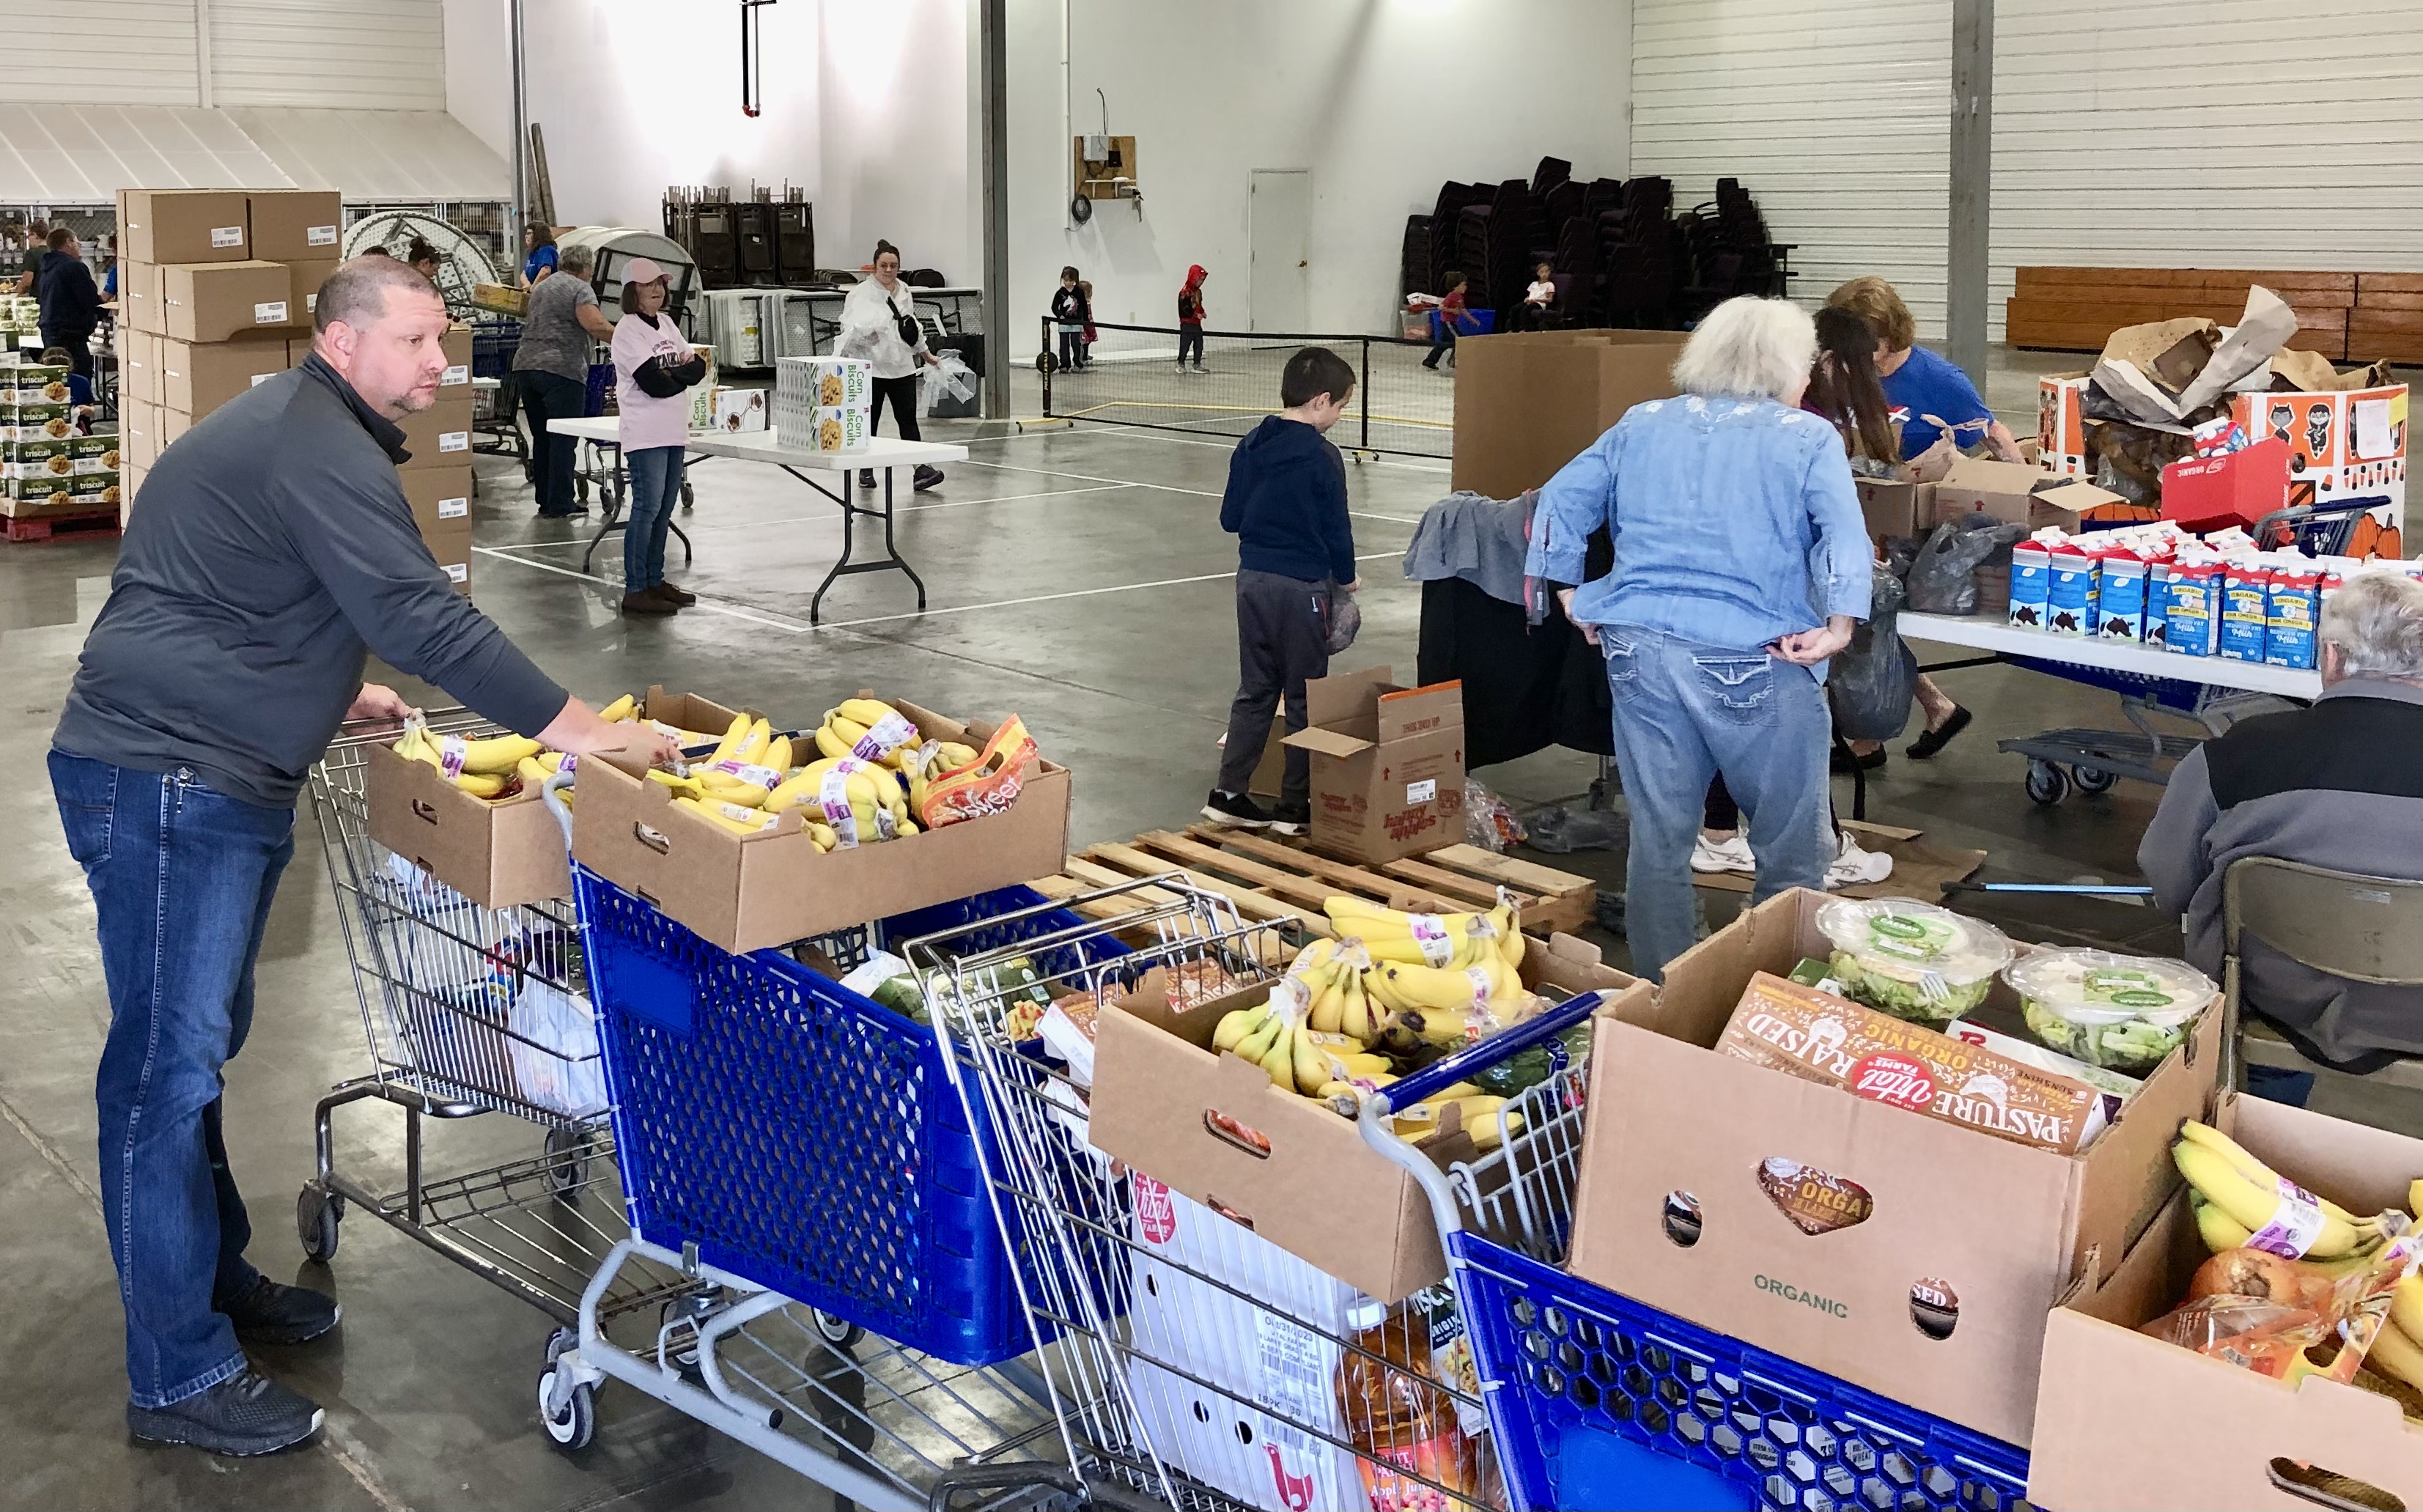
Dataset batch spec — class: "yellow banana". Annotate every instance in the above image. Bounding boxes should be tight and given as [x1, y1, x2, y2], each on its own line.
[695, 773, 768, 808]
[1308, 974, 1347, 1036]
[440, 733, 541, 775]
[830, 698, 901, 729]
[1290, 1021, 1329, 1095]
[452, 771, 507, 799]
[1339, 971, 1373, 1043]
[1491, 900, 1524, 973]
[2368, 1316, 2423, 1393]
[675, 795, 781, 836]
[2392, 1274, 2423, 1347]
[761, 734, 793, 773]
[812, 723, 858, 761]
[598, 693, 637, 723]
[517, 756, 550, 791]
[735, 719, 772, 765]
[2188, 1190, 2254, 1254]
[1214, 1002, 1272, 1053]
[930, 740, 978, 772]
[707, 713, 750, 765]
[649, 770, 707, 800]
[2178, 1123, 2373, 1229]
[1258, 1024, 1297, 1087]
[2410, 1179, 2423, 1221]
[2172, 1142, 2372, 1258]
[805, 821, 838, 852]
[1377, 956, 1510, 1012]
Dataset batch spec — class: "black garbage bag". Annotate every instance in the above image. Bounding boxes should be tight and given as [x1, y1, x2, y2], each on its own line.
[1830, 564, 1916, 742]
[1907, 517, 2026, 616]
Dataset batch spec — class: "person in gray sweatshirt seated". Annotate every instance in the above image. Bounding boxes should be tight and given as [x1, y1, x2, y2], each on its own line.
[2141, 570, 2423, 1107]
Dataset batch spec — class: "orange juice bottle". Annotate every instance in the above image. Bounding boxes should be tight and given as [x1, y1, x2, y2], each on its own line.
[1336, 1298, 1482, 1512]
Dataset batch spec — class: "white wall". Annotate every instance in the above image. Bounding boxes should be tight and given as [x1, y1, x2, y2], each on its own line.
[1004, 0, 1631, 345]
[0, 0, 442, 111]
[1990, 0, 2423, 343]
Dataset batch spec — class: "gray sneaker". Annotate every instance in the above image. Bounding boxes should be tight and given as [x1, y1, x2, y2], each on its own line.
[127, 1368, 324, 1456]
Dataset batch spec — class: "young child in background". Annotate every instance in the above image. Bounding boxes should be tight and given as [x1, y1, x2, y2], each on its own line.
[1424, 272, 1475, 371]
[1523, 262, 1557, 329]
[1079, 279, 1098, 365]
[1050, 266, 1090, 372]
[1177, 264, 1209, 375]
[1203, 347, 1361, 835]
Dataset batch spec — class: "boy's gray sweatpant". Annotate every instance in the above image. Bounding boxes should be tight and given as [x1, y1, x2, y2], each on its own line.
[1214, 568, 1333, 805]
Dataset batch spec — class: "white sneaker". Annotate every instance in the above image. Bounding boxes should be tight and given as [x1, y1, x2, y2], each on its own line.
[1689, 833, 1757, 874]
[1826, 830, 1895, 889]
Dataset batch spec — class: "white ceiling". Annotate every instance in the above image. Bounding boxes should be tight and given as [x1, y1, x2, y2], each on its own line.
[0, 103, 506, 205]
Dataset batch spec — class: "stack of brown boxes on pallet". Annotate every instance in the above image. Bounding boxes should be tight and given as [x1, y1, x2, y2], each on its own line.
[117, 188, 342, 522]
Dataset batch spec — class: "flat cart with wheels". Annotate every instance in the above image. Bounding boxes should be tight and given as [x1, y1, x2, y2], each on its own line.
[298, 716, 684, 1330]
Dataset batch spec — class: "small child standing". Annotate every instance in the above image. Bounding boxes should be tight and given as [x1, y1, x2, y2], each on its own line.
[1079, 279, 1098, 364]
[1050, 266, 1090, 372]
[1423, 271, 1474, 371]
[1177, 263, 1209, 375]
[1204, 347, 1361, 835]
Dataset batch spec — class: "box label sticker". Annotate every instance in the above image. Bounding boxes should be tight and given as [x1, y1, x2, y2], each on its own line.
[306, 224, 339, 247]
[210, 225, 245, 248]
[1406, 778, 1437, 804]
[441, 364, 470, 386]
[254, 301, 288, 325]
[251, 372, 275, 387]
[443, 562, 468, 583]
[438, 495, 468, 520]
[438, 431, 469, 453]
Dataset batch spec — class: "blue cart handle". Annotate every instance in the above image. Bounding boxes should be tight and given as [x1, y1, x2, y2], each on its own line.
[1371, 989, 1604, 1115]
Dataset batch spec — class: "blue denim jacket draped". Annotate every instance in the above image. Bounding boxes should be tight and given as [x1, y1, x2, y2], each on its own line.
[1524, 394, 1872, 658]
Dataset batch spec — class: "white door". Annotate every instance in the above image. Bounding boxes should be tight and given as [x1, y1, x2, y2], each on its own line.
[1249, 169, 1312, 333]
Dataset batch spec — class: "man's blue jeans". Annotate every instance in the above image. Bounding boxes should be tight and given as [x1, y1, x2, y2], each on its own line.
[1600, 624, 1835, 982]
[624, 444, 684, 594]
[49, 752, 295, 1409]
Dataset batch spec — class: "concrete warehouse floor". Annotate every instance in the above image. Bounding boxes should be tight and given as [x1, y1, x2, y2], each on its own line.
[2, 345, 2417, 1510]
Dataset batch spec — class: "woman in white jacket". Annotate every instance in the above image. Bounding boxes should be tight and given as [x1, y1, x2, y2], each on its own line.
[838, 240, 945, 493]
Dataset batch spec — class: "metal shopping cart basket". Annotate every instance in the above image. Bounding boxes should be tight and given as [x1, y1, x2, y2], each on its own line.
[1358, 997, 2037, 1511]
[298, 715, 684, 1329]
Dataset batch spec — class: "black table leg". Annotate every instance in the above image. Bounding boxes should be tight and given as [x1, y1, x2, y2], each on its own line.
[578, 440, 625, 575]
[795, 463, 926, 624]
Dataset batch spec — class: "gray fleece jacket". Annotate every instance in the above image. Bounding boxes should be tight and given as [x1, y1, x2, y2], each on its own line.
[2139, 678, 2423, 1063]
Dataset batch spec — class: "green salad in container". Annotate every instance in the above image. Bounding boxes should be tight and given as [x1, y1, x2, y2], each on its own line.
[1813, 898, 2015, 1023]
[2006, 948, 2216, 1074]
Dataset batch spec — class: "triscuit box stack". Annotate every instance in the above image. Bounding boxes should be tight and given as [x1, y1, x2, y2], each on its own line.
[1, 361, 117, 524]
[116, 187, 342, 517]
[774, 355, 871, 453]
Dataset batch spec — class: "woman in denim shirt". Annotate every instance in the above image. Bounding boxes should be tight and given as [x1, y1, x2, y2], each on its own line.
[1526, 297, 1870, 979]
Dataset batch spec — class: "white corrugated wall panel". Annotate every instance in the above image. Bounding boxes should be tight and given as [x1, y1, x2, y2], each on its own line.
[1631, 0, 1952, 334]
[0, 104, 290, 203]
[225, 108, 509, 202]
[208, 0, 446, 110]
[1992, 0, 2423, 343]
[0, 1, 200, 107]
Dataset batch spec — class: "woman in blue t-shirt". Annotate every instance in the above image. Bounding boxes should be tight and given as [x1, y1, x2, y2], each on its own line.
[1829, 275, 2025, 466]
[523, 224, 559, 286]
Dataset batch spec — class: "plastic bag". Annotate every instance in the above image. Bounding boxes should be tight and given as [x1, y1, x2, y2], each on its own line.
[1525, 801, 1628, 855]
[2142, 1237, 2421, 1387]
[918, 715, 1039, 828]
[1829, 564, 1916, 742]
[1464, 780, 1526, 852]
[506, 980, 608, 1119]
[922, 353, 977, 412]
[1324, 582, 1362, 654]
[1906, 517, 2025, 615]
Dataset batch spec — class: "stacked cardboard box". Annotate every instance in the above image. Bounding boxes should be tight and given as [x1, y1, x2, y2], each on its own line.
[116, 188, 340, 517]
[410, 325, 477, 594]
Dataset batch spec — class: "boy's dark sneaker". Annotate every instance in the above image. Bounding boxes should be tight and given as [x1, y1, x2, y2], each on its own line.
[221, 1275, 342, 1345]
[127, 1369, 323, 1456]
[1267, 800, 1311, 836]
[858, 469, 877, 490]
[912, 465, 945, 492]
[1201, 790, 1272, 829]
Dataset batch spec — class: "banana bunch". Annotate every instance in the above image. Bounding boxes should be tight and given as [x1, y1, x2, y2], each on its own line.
[393, 721, 542, 798]
[1326, 896, 1522, 973]
[1286, 936, 1379, 1041]
[2173, 1121, 2399, 1261]
[1387, 1091, 1524, 1152]
[2367, 1274, 2423, 1404]
[763, 756, 918, 844]
[811, 697, 981, 820]
[673, 795, 838, 851]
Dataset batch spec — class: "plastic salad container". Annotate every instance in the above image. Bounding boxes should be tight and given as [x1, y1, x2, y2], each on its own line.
[1814, 899, 2016, 1023]
[2007, 949, 2218, 1074]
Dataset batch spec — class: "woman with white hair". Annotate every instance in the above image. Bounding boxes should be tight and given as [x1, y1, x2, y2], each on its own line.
[1525, 295, 1870, 980]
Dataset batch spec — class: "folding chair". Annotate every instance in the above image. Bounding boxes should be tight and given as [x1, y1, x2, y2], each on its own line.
[2221, 855, 2423, 1098]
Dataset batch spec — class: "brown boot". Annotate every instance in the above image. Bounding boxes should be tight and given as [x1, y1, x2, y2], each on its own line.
[620, 589, 676, 616]
[651, 581, 698, 606]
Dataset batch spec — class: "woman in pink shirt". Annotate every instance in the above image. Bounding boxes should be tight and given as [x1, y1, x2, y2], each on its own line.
[611, 258, 708, 615]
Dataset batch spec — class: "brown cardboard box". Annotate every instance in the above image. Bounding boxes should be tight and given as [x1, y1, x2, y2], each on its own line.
[402, 465, 473, 535]
[119, 460, 144, 525]
[119, 328, 161, 407]
[246, 190, 343, 262]
[162, 262, 294, 344]
[2029, 1094, 2423, 1508]
[571, 699, 1074, 954]
[1933, 456, 2144, 531]
[397, 394, 476, 471]
[423, 517, 473, 594]
[1854, 476, 1936, 547]
[117, 189, 250, 265]
[122, 399, 160, 471]
[1091, 933, 1641, 1299]
[1562, 888, 2221, 1446]
[118, 260, 163, 336]
[281, 258, 339, 330]
[159, 336, 293, 418]
[2037, 372, 2094, 477]
[1450, 328, 1689, 498]
[1280, 668, 1465, 866]
[161, 406, 191, 449]
[438, 325, 474, 394]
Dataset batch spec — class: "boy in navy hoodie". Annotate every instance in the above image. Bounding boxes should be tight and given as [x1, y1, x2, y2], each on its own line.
[1204, 346, 1360, 834]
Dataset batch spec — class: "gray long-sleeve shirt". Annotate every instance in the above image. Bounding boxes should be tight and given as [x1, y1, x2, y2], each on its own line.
[54, 354, 568, 808]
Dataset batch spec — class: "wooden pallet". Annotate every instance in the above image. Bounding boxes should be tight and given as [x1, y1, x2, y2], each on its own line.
[3, 507, 120, 543]
[1028, 825, 1596, 939]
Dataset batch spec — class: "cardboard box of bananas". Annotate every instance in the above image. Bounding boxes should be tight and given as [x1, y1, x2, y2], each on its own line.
[1203, 895, 1556, 1152]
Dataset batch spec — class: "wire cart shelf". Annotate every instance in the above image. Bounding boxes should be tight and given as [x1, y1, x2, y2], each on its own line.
[298, 712, 684, 1330]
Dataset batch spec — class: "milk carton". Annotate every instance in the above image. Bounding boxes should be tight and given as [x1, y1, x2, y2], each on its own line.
[2144, 560, 2172, 649]
[2219, 561, 2271, 663]
[2007, 540, 2052, 629]
[2163, 558, 2225, 657]
[2095, 549, 2148, 641]
[2045, 540, 2098, 636]
[2264, 563, 2322, 670]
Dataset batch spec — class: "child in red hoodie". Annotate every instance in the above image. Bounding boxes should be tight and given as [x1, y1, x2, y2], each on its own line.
[1177, 264, 1208, 375]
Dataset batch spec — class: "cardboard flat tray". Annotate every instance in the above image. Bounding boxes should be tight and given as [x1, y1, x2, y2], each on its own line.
[1024, 825, 1594, 938]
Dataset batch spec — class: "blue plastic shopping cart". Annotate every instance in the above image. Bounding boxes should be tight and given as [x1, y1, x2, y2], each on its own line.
[1360, 996, 2037, 1512]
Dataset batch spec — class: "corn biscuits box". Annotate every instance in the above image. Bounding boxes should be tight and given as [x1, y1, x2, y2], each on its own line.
[809, 405, 869, 454]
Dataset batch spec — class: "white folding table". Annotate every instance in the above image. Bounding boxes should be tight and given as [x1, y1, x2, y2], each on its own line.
[548, 418, 966, 622]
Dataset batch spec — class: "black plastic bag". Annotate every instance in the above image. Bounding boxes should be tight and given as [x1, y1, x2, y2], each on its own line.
[1906, 517, 2025, 615]
[1829, 564, 1916, 741]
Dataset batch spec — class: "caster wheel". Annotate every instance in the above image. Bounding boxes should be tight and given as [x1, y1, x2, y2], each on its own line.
[2024, 759, 2070, 806]
[574, 475, 590, 506]
[679, 480, 695, 512]
[660, 1297, 709, 1382]
[2072, 764, 2117, 794]
[545, 1327, 576, 1367]
[297, 1184, 342, 1261]
[811, 1310, 864, 1351]
[537, 1365, 596, 1450]
[543, 1125, 589, 1199]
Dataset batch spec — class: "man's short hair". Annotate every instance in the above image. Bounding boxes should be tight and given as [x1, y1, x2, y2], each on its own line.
[45, 226, 73, 251]
[315, 254, 441, 333]
[557, 243, 596, 276]
[2321, 571, 2423, 680]
[1826, 276, 1917, 353]
[1281, 346, 1355, 408]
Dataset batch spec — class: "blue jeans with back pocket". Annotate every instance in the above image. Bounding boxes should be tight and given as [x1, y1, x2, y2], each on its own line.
[1598, 625, 1834, 981]
[48, 751, 295, 1408]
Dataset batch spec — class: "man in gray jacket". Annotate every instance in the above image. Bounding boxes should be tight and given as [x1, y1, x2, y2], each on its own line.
[49, 255, 671, 1456]
[2140, 570, 2423, 1106]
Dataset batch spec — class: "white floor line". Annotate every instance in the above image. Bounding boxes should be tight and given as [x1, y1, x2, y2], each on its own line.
[954, 455, 1222, 499]
[469, 545, 826, 634]
[967, 418, 1457, 475]
[808, 548, 1402, 632]
[901, 482, 1132, 512]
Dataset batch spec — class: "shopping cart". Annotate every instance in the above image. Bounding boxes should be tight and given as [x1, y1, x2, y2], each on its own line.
[1359, 997, 2037, 1511]
[298, 714, 684, 1330]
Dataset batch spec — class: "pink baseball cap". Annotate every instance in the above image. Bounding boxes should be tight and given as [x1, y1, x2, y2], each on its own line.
[625, 257, 670, 284]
